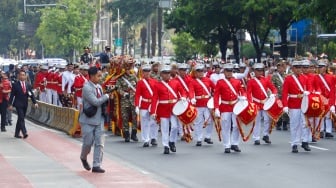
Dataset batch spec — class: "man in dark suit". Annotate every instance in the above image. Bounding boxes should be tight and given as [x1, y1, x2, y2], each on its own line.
[9, 70, 38, 139]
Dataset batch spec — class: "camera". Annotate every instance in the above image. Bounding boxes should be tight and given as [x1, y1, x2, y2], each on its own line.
[105, 85, 116, 94]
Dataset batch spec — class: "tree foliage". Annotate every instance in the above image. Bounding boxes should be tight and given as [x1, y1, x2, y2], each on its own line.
[36, 0, 95, 60]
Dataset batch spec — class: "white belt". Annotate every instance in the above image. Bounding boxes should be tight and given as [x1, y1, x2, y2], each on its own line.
[288, 94, 303, 98]
[195, 95, 210, 99]
[142, 98, 152, 102]
[252, 97, 266, 104]
[159, 99, 177, 104]
[221, 99, 238, 105]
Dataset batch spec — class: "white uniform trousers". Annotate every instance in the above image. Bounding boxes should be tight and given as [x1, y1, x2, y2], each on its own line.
[289, 109, 309, 146]
[77, 97, 83, 110]
[51, 89, 58, 105]
[253, 110, 270, 141]
[140, 109, 158, 142]
[194, 107, 213, 142]
[46, 88, 52, 104]
[220, 112, 239, 148]
[39, 91, 47, 103]
[321, 112, 333, 133]
[160, 115, 179, 147]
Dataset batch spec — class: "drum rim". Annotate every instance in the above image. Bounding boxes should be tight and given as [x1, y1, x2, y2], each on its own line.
[172, 100, 189, 116]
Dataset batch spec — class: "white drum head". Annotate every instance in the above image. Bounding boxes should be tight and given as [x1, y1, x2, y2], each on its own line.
[207, 97, 214, 109]
[301, 95, 308, 113]
[172, 100, 188, 116]
[233, 100, 248, 115]
[263, 97, 275, 111]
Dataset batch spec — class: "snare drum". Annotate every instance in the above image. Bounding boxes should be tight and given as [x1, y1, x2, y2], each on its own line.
[172, 100, 198, 125]
[233, 100, 258, 125]
[263, 97, 283, 121]
[301, 93, 324, 117]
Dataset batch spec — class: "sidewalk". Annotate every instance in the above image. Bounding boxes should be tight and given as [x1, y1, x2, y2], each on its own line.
[0, 115, 167, 188]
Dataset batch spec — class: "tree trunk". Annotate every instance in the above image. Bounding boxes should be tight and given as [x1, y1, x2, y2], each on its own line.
[151, 15, 157, 57]
[157, 7, 163, 57]
[218, 29, 229, 61]
[279, 25, 288, 58]
[140, 26, 147, 57]
[232, 35, 239, 63]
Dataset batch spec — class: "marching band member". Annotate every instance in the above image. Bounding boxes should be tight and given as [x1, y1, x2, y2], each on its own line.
[214, 63, 245, 153]
[134, 64, 158, 147]
[174, 63, 193, 140]
[62, 63, 75, 96]
[209, 61, 222, 85]
[282, 61, 313, 153]
[33, 65, 48, 102]
[189, 64, 215, 146]
[55, 65, 66, 106]
[314, 60, 335, 139]
[247, 63, 277, 145]
[45, 65, 56, 104]
[150, 62, 160, 81]
[116, 61, 138, 142]
[150, 64, 187, 154]
[272, 61, 289, 131]
[73, 65, 90, 110]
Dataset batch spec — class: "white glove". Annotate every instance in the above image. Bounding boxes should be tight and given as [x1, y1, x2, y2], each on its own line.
[283, 107, 289, 114]
[215, 108, 221, 118]
[135, 107, 140, 115]
[330, 106, 335, 114]
[151, 114, 157, 120]
[303, 91, 310, 96]
[238, 96, 247, 101]
[269, 94, 276, 98]
[180, 97, 188, 102]
[191, 98, 196, 105]
[314, 91, 321, 95]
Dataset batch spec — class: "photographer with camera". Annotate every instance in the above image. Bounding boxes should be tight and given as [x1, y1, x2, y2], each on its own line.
[116, 59, 138, 142]
[79, 67, 113, 173]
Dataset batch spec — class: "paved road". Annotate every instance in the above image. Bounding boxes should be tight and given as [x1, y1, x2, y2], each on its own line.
[1, 115, 335, 188]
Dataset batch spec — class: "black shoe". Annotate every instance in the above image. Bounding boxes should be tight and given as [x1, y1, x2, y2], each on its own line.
[230, 145, 241, 152]
[262, 135, 271, 144]
[131, 129, 139, 142]
[150, 139, 158, 146]
[301, 142, 311, 151]
[92, 166, 105, 173]
[14, 135, 22, 139]
[124, 131, 130, 142]
[204, 138, 213, 144]
[224, 148, 231, 153]
[23, 134, 28, 139]
[80, 158, 91, 171]
[325, 133, 334, 138]
[196, 141, 202, 146]
[282, 126, 288, 131]
[320, 132, 324, 138]
[312, 138, 317, 143]
[276, 126, 282, 130]
[1, 128, 6, 132]
[143, 142, 149, 147]
[292, 145, 298, 153]
[8, 121, 12, 126]
[169, 142, 176, 152]
[163, 146, 170, 154]
[254, 140, 260, 145]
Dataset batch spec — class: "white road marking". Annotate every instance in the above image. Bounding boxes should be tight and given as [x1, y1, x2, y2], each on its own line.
[309, 145, 329, 151]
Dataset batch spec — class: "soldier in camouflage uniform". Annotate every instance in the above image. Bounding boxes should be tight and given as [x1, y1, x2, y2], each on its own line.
[116, 60, 138, 142]
[150, 62, 161, 80]
[271, 61, 289, 130]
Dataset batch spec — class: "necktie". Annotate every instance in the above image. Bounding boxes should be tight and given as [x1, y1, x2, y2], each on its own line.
[96, 88, 101, 98]
[22, 81, 26, 93]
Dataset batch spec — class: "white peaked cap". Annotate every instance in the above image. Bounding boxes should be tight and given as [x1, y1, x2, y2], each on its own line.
[160, 64, 171, 72]
[141, 64, 152, 70]
[177, 63, 188, 69]
[223, 63, 234, 69]
[253, 63, 265, 69]
[194, 63, 205, 70]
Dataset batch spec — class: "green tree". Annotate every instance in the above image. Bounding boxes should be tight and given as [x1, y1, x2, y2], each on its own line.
[36, 0, 95, 61]
[171, 32, 200, 62]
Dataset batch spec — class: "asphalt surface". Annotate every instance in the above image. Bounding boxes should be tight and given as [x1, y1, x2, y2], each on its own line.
[1, 115, 335, 188]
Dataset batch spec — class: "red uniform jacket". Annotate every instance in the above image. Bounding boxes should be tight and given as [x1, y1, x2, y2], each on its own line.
[282, 74, 313, 109]
[174, 75, 193, 98]
[313, 73, 335, 106]
[214, 77, 246, 112]
[150, 79, 186, 118]
[135, 78, 157, 110]
[73, 74, 87, 97]
[55, 72, 63, 94]
[189, 77, 215, 107]
[46, 71, 55, 90]
[247, 76, 277, 109]
[0, 79, 11, 103]
[34, 71, 48, 91]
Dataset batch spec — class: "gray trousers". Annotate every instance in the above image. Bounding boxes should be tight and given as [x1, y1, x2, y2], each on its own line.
[80, 118, 105, 168]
